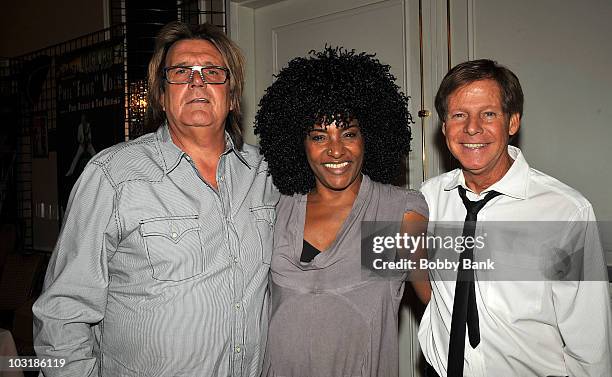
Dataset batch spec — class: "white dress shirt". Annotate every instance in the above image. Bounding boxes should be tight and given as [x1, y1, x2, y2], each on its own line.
[418, 146, 612, 377]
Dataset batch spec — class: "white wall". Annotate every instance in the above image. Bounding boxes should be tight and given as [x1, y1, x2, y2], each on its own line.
[452, 0, 612, 218]
[448, 0, 612, 257]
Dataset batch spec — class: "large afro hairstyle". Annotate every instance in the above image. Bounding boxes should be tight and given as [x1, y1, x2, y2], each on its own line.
[254, 46, 413, 195]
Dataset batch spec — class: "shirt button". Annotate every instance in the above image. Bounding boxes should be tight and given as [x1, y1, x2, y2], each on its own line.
[233, 256, 239, 263]
[235, 302, 241, 310]
[171, 232, 178, 239]
[219, 175, 225, 182]
[234, 346, 241, 354]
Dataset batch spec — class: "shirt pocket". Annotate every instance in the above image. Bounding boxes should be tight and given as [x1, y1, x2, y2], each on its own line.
[250, 205, 276, 264]
[140, 215, 204, 282]
[485, 281, 549, 320]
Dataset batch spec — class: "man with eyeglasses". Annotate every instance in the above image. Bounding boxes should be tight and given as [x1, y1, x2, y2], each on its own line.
[33, 21, 278, 377]
[418, 59, 611, 377]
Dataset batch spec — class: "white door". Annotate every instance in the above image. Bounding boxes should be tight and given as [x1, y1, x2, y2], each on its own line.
[231, 0, 426, 376]
[232, 0, 427, 189]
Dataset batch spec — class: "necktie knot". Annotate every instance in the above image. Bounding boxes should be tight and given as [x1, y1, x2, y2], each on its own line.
[458, 186, 502, 220]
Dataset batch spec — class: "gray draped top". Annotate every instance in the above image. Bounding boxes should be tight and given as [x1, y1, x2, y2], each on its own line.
[263, 175, 428, 377]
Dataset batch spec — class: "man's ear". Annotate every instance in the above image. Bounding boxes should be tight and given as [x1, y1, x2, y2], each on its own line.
[509, 113, 520, 136]
[441, 122, 447, 136]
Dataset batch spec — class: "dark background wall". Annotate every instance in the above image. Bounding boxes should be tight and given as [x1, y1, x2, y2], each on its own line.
[0, 0, 105, 57]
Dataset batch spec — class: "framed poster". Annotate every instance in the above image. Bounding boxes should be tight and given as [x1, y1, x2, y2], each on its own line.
[55, 41, 125, 213]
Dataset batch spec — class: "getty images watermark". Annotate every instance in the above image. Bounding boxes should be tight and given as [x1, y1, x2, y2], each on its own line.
[371, 232, 492, 272]
[360, 221, 611, 282]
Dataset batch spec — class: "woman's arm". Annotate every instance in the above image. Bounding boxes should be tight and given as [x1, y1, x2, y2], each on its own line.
[400, 211, 431, 303]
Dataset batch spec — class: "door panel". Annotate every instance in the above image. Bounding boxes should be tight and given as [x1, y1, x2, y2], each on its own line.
[233, 2, 426, 375]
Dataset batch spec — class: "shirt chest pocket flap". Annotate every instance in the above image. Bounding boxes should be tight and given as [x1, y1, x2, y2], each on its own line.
[140, 215, 204, 281]
[250, 205, 276, 264]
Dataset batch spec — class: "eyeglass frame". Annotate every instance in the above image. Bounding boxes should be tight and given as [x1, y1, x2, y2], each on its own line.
[163, 65, 230, 85]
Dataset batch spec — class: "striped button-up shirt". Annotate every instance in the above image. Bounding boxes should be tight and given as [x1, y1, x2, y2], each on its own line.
[33, 124, 279, 377]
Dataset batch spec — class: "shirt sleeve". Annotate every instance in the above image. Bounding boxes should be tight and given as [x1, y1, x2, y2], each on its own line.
[32, 161, 120, 377]
[552, 205, 612, 376]
[405, 190, 429, 218]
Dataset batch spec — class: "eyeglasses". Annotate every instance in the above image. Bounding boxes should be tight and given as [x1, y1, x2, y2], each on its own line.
[163, 65, 230, 84]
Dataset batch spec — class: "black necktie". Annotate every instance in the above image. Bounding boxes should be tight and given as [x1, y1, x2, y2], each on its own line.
[447, 186, 502, 377]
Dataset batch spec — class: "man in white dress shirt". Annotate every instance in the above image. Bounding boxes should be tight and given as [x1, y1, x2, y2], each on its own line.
[418, 59, 612, 377]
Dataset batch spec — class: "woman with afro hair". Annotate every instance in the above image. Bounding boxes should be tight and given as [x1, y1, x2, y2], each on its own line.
[255, 47, 430, 376]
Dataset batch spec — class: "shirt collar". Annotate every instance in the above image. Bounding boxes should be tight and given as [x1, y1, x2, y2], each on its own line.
[443, 145, 529, 199]
[156, 123, 250, 174]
